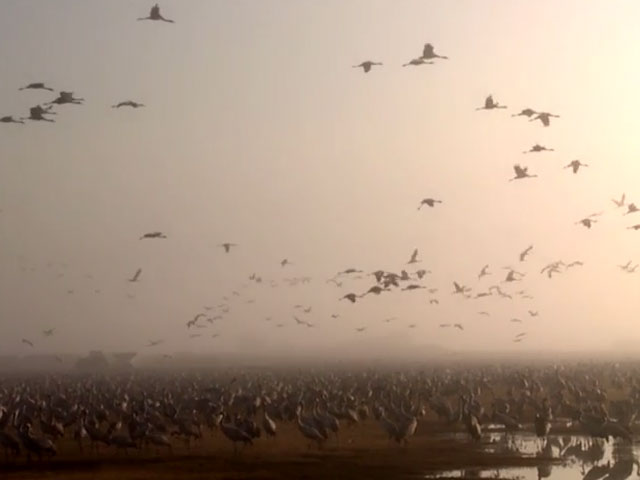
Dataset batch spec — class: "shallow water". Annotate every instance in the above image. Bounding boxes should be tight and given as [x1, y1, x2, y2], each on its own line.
[425, 435, 639, 480]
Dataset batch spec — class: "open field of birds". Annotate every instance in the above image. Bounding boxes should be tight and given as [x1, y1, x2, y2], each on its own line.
[4, 362, 640, 479]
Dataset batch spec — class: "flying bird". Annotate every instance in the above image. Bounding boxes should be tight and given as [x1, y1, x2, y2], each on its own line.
[353, 61, 382, 73]
[612, 193, 626, 208]
[523, 144, 554, 154]
[528, 311, 538, 317]
[43, 328, 55, 337]
[624, 203, 639, 215]
[628, 224, 640, 230]
[530, 112, 559, 127]
[19, 82, 54, 92]
[140, 232, 167, 239]
[476, 95, 507, 110]
[112, 100, 145, 108]
[453, 282, 469, 294]
[25, 105, 55, 122]
[280, 259, 292, 267]
[453, 323, 464, 331]
[403, 57, 434, 67]
[512, 108, 537, 118]
[407, 249, 420, 264]
[47, 91, 83, 105]
[146, 340, 163, 347]
[187, 313, 206, 328]
[422, 43, 448, 60]
[576, 212, 602, 229]
[478, 265, 490, 279]
[22, 339, 34, 347]
[510, 165, 537, 181]
[564, 160, 588, 174]
[128, 268, 142, 282]
[219, 243, 237, 253]
[0, 115, 24, 124]
[355, 327, 367, 332]
[418, 198, 442, 209]
[138, 3, 174, 22]
[341, 293, 359, 303]
[519, 245, 533, 262]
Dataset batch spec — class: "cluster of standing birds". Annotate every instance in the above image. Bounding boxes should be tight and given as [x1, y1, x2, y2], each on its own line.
[4, 3, 640, 353]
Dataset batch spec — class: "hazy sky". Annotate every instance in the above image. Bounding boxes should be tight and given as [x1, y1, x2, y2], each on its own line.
[2, 0, 640, 357]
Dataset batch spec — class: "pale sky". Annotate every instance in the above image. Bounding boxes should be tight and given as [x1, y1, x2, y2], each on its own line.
[1, 0, 640, 358]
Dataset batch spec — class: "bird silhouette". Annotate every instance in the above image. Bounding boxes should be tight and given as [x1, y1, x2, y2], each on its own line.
[612, 193, 626, 208]
[47, 91, 83, 105]
[624, 203, 638, 215]
[628, 224, 640, 230]
[128, 268, 142, 282]
[512, 108, 537, 118]
[19, 82, 54, 92]
[418, 198, 442, 209]
[43, 328, 55, 337]
[219, 243, 237, 253]
[519, 245, 533, 262]
[530, 112, 559, 127]
[564, 160, 588, 174]
[22, 339, 34, 347]
[140, 232, 167, 239]
[509, 165, 537, 181]
[478, 265, 490, 279]
[476, 95, 507, 110]
[280, 259, 292, 267]
[353, 61, 382, 73]
[523, 144, 554, 154]
[422, 43, 448, 60]
[146, 340, 163, 347]
[112, 100, 145, 108]
[403, 57, 434, 67]
[355, 327, 366, 333]
[25, 105, 55, 122]
[138, 4, 174, 22]
[0, 116, 25, 124]
[407, 249, 420, 264]
[341, 293, 359, 303]
[453, 323, 464, 330]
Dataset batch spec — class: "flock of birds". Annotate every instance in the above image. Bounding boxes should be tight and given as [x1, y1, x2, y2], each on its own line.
[4, 3, 640, 355]
[1, 364, 640, 466]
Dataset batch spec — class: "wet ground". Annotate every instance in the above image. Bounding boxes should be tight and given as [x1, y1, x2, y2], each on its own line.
[4, 421, 637, 480]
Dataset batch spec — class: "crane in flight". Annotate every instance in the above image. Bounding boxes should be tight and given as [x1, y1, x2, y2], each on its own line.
[219, 243, 237, 253]
[576, 212, 602, 229]
[625, 203, 639, 215]
[355, 327, 367, 333]
[478, 265, 490, 279]
[453, 282, 470, 294]
[22, 338, 34, 347]
[453, 323, 464, 330]
[523, 144, 554, 154]
[19, 82, 54, 91]
[47, 91, 84, 105]
[530, 112, 559, 127]
[407, 249, 420, 264]
[512, 108, 537, 118]
[422, 43, 448, 60]
[0, 115, 24, 124]
[418, 198, 442, 209]
[353, 61, 382, 73]
[138, 4, 174, 23]
[564, 160, 589, 174]
[112, 100, 145, 109]
[25, 105, 55, 122]
[612, 194, 626, 208]
[146, 340, 163, 347]
[509, 165, 537, 181]
[402, 57, 434, 67]
[519, 245, 533, 262]
[128, 268, 142, 282]
[476, 95, 507, 111]
[140, 232, 167, 239]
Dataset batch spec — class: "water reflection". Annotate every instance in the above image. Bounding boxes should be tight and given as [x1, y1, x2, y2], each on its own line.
[425, 435, 640, 480]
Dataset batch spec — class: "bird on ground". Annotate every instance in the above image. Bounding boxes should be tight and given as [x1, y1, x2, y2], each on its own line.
[403, 57, 434, 67]
[353, 61, 382, 73]
[128, 268, 142, 282]
[138, 4, 174, 22]
[519, 245, 533, 262]
[43, 328, 55, 337]
[407, 249, 420, 264]
[19, 82, 54, 91]
[219, 243, 237, 253]
[22, 339, 34, 347]
[509, 165, 537, 181]
[476, 95, 507, 110]
[564, 160, 589, 174]
[112, 100, 144, 108]
[0, 115, 24, 124]
[418, 198, 442, 209]
[530, 112, 559, 127]
[47, 91, 83, 105]
[422, 43, 448, 60]
[523, 144, 554, 154]
[146, 340, 163, 347]
[612, 194, 626, 208]
[140, 232, 167, 239]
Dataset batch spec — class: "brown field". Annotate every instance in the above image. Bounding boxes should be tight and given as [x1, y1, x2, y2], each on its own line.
[3, 420, 556, 480]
